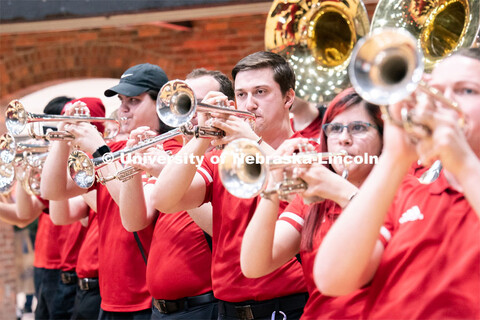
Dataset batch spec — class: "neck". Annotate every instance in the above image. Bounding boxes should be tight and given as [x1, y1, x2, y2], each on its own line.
[263, 118, 295, 149]
[291, 101, 319, 131]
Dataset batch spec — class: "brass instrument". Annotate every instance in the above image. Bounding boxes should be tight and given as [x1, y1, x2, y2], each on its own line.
[219, 138, 346, 202]
[156, 80, 256, 136]
[1, 133, 49, 165]
[265, 0, 370, 103]
[68, 128, 184, 189]
[5, 100, 120, 140]
[370, 0, 480, 71]
[349, 28, 471, 184]
[0, 138, 47, 196]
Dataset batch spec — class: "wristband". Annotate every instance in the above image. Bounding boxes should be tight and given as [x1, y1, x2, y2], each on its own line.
[92, 145, 111, 158]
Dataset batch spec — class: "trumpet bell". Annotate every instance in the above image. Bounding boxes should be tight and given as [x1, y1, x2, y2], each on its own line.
[5, 100, 28, 135]
[349, 28, 424, 105]
[68, 150, 96, 189]
[157, 80, 196, 128]
[371, 0, 480, 71]
[0, 133, 16, 164]
[219, 139, 267, 199]
[265, 0, 370, 103]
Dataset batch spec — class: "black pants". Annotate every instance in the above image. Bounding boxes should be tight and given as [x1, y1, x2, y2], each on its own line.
[151, 301, 218, 320]
[98, 308, 151, 320]
[71, 286, 101, 320]
[35, 268, 60, 320]
[217, 293, 307, 320]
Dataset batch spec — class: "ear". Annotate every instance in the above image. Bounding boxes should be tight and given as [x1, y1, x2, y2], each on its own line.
[284, 88, 295, 110]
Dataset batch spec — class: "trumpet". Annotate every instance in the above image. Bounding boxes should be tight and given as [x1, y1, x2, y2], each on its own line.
[219, 138, 347, 202]
[0, 148, 46, 196]
[0, 133, 49, 165]
[349, 28, 465, 127]
[156, 80, 256, 137]
[5, 100, 120, 140]
[68, 128, 184, 189]
[348, 28, 468, 184]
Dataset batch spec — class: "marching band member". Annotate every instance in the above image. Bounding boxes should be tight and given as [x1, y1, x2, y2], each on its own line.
[118, 68, 234, 319]
[241, 88, 383, 319]
[41, 63, 169, 319]
[314, 48, 480, 319]
[152, 51, 308, 320]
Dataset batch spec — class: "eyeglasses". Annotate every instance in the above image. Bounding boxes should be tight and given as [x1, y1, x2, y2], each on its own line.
[322, 121, 377, 137]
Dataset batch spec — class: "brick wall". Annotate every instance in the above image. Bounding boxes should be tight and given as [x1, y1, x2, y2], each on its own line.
[0, 14, 268, 105]
[0, 220, 16, 318]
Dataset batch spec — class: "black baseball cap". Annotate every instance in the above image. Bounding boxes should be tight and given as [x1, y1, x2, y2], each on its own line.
[104, 63, 169, 97]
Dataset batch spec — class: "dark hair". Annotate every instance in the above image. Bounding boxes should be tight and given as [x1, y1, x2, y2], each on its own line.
[451, 47, 480, 61]
[146, 89, 174, 135]
[186, 68, 235, 100]
[43, 96, 75, 115]
[232, 51, 295, 96]
[300, 88, 384, 251]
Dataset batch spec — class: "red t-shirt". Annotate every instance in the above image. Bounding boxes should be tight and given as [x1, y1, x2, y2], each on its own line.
[366, 173, 480, 319]
[94, 140, 154, 312]
[280, 196, 368, 319]
[33, 206, 70, 270]
[146, 139, 213, 300]
[290, 112, 323, 140]
[60, 220, 87, 272]
[197, 134, 307, 302]
[75, 209, 99, 279]
[146, 207, 213, 300]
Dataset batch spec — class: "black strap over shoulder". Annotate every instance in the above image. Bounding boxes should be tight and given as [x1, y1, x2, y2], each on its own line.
[133, 232, 148, 265]
[203, 231, 212, 251]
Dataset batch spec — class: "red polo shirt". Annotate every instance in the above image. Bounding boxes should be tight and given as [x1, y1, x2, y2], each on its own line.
[75, 209, 99, 279]
[197, 133, 307, 302]
[367, 173, 480, 319]
[280, 196, 368, 319]
[146, 139, 213, 300]
[33, 199, 69, 270]
[94, 140, 154, 312]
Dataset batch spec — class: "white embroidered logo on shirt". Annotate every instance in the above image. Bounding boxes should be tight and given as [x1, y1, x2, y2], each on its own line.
[399, 206, 424, 224]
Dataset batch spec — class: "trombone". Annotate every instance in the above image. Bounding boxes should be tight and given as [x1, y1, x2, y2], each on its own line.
[5, 100, 120, 140]
[156, 80, 256, 137]
[219, 138, 347, 203]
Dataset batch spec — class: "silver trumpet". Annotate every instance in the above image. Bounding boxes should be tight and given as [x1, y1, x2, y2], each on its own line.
[219, 138, 347, 203]
[68, 128, 184, 189]
[5, 99, 120, 140]
[156, 80, 256, 137]
[349, 28, 466, 183]
[0, 134, 47, 196]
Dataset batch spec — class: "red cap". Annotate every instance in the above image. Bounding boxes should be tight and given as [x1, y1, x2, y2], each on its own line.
[62, 97, 106, 134]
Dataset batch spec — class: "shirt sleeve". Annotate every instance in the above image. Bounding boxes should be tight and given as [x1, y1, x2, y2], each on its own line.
[278, 195, 307, 233]
[196, 150, 217, 205]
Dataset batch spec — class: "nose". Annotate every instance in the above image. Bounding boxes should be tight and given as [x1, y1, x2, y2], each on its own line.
[243, 94, 258, 113]
[119, 101, 130, 115]
[337, 127, 352, 146]
[442, 87, 455, 101]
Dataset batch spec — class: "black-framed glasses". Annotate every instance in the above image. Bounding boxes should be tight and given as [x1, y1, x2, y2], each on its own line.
[322, 121, 377, 137]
